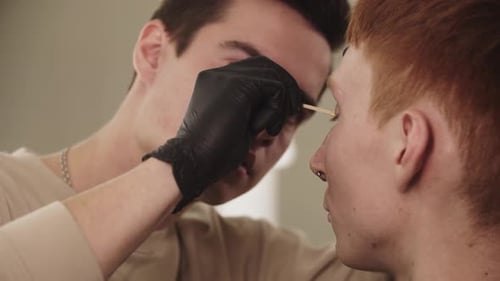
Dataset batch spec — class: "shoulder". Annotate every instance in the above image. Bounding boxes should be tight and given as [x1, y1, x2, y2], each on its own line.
[0, 148, 72, 223]
[0, 148, 43, 182]
[0, 149, 33, 223]
[178, 202, 289, 242]
[177, 202, 330, 261]
[177, 203, 392, 281]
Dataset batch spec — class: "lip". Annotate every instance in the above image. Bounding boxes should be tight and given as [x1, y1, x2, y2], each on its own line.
[323, 202, 331, 222]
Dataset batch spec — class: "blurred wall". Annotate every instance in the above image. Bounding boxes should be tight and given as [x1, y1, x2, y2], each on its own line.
[0, 0, 159, 152]
[279, 93, 338, 246]
[0, 0, 342, 246]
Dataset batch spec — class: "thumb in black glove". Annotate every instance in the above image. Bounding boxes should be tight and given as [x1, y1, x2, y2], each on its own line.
[143, 56, 304, 213]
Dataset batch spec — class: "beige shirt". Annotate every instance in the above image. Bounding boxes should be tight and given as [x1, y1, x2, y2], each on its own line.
[0, 148, 389, 281]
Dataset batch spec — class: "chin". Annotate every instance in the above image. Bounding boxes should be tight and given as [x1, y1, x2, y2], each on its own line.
[336, 245, 371, 271]
[335, 234, 387, 272]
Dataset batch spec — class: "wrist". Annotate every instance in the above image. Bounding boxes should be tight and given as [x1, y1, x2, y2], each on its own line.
[143, 140, 204, 213]
[140, 158, 182, 210]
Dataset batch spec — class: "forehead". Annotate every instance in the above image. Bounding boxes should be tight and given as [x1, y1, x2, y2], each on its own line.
[330, 46, 373, 102]
[217, 0, 332, 102]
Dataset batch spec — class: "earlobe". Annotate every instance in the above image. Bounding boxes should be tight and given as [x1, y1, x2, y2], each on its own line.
[132, 20, 169, 85]
[396, 111, 431, 192]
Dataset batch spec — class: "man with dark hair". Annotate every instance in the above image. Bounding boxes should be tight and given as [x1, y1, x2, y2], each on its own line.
[310, 0, 500, 280]
[0, 0, 389, 280]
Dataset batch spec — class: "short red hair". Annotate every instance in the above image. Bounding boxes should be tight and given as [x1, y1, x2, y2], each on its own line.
[348, 0, 500, 227]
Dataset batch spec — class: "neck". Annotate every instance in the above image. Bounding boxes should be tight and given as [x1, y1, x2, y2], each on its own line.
[70, 127, 144, 192]
[41, 85, 158, 192]
[393, 208, 500, 281]
[41, 109, 145, 193]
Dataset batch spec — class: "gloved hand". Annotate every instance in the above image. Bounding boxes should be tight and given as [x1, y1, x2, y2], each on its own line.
[143, 56, 304, 213]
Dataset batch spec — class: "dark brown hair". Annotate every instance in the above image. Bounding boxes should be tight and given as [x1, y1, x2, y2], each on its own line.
[348, 0, 500, 227]
[129, 0, 349, 89]
[150, 0, 230, 56]
[153, 0, 350, 55]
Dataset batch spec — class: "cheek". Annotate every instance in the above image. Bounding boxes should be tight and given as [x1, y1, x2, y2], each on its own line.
[325, 120, 381, 180]
[150, 86, 190, 129]
[278, 124, 296, 147]
[322, 125, 381, 214]
[254, 127, 295, 175]
[270, 130, 294, 164]
[324, 127, 401, 247]
[323, 126, 365, 183]
[133, 78, 195, 151]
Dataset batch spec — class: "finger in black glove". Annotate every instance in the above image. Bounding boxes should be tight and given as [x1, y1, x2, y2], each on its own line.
[143, 56, 304, 213]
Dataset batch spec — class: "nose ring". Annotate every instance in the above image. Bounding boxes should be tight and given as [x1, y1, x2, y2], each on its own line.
[314, 170, 327, 182]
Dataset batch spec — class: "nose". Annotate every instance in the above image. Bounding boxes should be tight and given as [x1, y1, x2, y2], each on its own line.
[309, 139, 327, 182]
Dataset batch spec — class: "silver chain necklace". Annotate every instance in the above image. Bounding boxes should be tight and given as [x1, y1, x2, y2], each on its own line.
[60, 147, 73, 188]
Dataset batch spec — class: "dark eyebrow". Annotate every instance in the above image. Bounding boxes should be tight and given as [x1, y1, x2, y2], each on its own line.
[220, 40, 262, 57]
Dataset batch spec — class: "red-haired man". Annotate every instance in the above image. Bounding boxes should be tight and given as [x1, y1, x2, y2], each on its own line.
[311, 0, 500, 280]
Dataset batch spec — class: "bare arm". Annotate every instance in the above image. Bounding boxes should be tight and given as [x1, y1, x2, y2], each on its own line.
[64, 158, 180, 278]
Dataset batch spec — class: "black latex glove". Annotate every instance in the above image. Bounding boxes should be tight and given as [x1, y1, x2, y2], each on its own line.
[143, 56, 304, 213]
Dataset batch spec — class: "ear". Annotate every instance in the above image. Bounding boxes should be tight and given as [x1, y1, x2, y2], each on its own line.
[395, 110, 431, 192]
[132, 19, 169, 86]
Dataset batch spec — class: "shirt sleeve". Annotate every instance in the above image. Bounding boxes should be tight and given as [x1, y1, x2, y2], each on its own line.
[0, 202, 104, 281]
